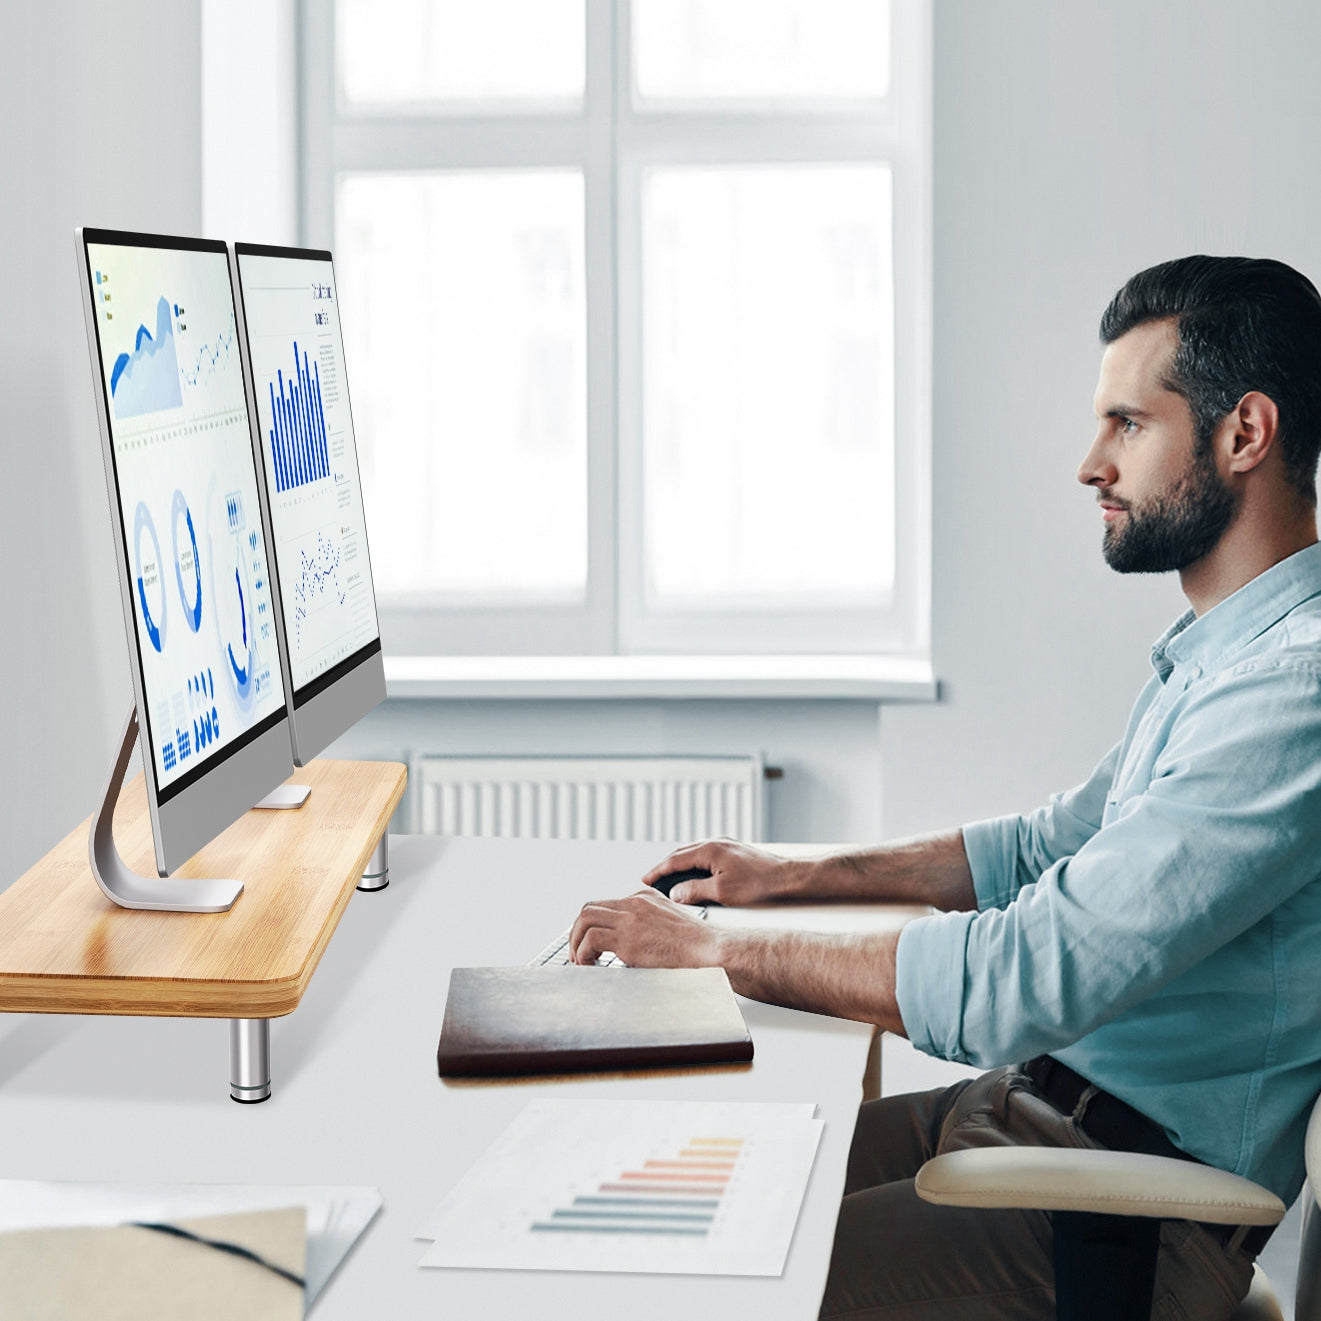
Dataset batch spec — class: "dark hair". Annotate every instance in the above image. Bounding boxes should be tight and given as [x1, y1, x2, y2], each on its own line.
[1099, 255, 1321, 503]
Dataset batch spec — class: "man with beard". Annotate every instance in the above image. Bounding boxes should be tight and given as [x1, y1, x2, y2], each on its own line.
[568, 256, 1321, 1319]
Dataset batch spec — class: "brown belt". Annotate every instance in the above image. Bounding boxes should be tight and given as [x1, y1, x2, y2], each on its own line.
[1022, 1056, 1273, 1258]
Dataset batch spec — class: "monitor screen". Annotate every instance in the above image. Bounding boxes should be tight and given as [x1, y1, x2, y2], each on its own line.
[233, 245, 381, 705]
[81, 232, 287, 804]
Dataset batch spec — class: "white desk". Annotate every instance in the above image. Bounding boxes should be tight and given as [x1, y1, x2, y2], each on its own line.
[0, 835, 880, 1319]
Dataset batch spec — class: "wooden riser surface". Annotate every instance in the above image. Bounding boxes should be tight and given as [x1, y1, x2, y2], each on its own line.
[0, 760, 406, 1017]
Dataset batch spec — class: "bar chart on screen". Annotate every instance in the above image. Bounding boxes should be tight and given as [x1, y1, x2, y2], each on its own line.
[236, 250, 380, 694]
[267, 341, 331, 493]
[417, 1099, 823, 1276]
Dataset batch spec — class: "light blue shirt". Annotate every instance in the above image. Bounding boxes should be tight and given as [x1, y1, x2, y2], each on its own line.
[896, 541, 1321, 1202]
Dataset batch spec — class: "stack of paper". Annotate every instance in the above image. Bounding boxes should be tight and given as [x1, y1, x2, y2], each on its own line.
[417, 1099, 823, 1276]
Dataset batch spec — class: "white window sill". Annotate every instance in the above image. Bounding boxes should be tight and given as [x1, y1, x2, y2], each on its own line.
[383, 655, 938, 702]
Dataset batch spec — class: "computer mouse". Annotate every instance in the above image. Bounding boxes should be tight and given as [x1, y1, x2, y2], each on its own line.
[649, 866, 716, 903]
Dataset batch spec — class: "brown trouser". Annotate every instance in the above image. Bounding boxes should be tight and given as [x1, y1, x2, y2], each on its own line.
[818, 1066, 1256, 1320]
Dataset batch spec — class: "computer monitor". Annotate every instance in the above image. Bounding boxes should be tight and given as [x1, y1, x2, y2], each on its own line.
[76, 228, 295, 905]
[232, 242, 384, 765]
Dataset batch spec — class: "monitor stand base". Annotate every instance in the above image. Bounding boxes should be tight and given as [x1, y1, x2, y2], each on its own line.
[87, 707, 244, 913]
[254, 783, 311, 809]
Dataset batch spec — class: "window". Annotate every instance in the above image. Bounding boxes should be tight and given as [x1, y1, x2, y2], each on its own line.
[301, 0, 930, 658]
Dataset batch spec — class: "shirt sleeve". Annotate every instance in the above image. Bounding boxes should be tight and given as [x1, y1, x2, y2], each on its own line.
[962, 740, 1121, 911]
[897, 659, 1321, 1067]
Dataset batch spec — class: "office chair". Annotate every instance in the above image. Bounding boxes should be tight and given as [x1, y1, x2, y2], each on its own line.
[912, 1088, 1321, 1321]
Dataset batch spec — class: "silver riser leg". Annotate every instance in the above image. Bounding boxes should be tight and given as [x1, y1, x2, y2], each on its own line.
[230, 1018, 271, 1103]
[358, 833, 389, 892]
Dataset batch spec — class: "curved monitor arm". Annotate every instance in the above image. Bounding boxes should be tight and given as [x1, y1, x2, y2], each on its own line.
[87, 707, 244, 913]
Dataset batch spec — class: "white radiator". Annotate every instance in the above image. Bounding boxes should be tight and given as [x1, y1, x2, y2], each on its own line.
[410, 755, 765, 843]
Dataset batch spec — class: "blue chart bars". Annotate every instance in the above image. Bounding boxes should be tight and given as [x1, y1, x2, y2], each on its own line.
[268, 342, 330, 493]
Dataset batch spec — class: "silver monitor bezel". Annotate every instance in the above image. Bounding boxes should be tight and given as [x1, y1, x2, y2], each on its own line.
[231, 240, 385, 766]
[76, 227, 295, 876]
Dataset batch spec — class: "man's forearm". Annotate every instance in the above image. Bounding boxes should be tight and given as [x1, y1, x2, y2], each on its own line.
[780, 828, 977, 912]
[714, 927, 908, 1036]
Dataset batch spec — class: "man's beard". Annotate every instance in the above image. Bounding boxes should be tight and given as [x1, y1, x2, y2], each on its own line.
[1102, 445, 1239, 574]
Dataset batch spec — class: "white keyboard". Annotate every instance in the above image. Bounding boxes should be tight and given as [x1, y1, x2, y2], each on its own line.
[529, 904, 710, 968]
[530, 928, 623, 968]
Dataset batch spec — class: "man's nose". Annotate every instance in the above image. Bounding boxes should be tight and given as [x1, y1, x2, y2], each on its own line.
[1077, 431, 1117, 488]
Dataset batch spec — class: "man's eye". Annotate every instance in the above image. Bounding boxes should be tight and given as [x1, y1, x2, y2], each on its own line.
[1120, 417, 1139, 434]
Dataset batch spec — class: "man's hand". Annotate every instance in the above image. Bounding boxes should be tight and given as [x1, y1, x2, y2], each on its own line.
[641, 839, 802, 906]
[645, 829, 978, 912]
[569, 888, 723, 968]
[569, 887, 908, 1034]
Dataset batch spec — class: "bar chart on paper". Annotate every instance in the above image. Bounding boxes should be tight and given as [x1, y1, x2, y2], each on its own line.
[532, 1133, 740, 1238]
[417, 1099, 823, 1276]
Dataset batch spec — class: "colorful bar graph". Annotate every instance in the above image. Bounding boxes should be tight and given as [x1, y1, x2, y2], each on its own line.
[621, 1170, 728, 1181]
[531, 1223, 708, 1235]
[268, 341, 330, 493]
[599, 1183, 728, 1195]
[642, 1160, 736, 1170]
[529, 1136, 744, 1236]
[417, 1100, 825, 1275]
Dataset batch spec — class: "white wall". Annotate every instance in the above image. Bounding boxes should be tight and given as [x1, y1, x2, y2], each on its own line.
[0, 1, 202, 884]
[201, 0, 297, 245]
[9, 1, 1321, 882]
[881, 0, 1321, 839]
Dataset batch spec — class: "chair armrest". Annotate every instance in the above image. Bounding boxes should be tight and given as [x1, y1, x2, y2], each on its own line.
[915, 1147, 1285, 1224]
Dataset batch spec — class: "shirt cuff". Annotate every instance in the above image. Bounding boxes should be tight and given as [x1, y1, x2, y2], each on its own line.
[895, 908, 977, 1064]
[962, 814, 1025, 911]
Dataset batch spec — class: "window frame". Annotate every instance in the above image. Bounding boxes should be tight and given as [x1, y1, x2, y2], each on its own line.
[298, 0, 931, 660]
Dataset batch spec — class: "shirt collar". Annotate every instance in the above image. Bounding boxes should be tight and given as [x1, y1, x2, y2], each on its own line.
[1149, 541, 1321, 682]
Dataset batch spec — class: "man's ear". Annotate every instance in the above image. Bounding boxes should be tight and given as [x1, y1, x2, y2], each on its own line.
[1220, 391, 1280, 475]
